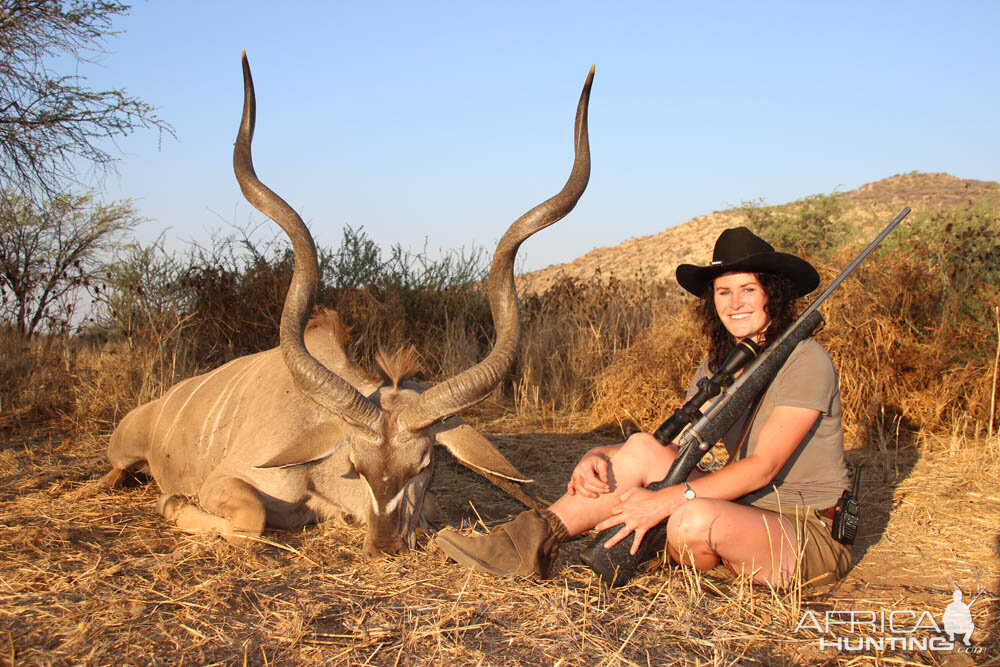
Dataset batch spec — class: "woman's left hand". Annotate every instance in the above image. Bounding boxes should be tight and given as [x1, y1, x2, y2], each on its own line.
[594, 486, 680, 555]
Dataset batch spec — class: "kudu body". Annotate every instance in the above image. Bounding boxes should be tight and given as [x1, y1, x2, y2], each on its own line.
[102, 54, 594, 556]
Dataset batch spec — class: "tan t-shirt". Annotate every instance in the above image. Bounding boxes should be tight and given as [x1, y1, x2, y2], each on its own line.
[687, 338, 849, 510]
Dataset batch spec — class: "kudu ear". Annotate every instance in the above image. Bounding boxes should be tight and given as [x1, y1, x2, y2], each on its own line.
[253, 442, 346, 470]
[434, 420, 548, 510]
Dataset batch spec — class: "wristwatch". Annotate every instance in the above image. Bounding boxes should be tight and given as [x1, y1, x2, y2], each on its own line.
[683, 482, 696, 500]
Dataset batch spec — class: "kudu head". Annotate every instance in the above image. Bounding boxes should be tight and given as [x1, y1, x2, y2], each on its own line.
[234, 52, 593, 557]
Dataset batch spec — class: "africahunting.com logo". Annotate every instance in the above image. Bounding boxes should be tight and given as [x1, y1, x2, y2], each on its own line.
[794, 583, 986, 654]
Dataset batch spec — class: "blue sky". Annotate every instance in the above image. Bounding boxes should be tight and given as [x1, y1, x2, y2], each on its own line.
[81, 2, 998, 271]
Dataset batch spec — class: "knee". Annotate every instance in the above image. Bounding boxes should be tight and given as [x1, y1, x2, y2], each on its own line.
[230, 502, 266, 534]
[618, 432, 671, 463]
[614, 432, 676, 483]
[218, 489, 266, 536]
[667, 500, 716, 550]
[202, 478, 267, 536]
[623, 430, 658, 449]
[157, 493, 188, 521]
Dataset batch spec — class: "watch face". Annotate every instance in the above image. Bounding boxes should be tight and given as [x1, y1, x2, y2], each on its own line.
[683, 484, 696, 500]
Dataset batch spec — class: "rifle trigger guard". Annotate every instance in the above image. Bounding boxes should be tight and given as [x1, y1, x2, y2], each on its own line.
[696, 450, 717, 472]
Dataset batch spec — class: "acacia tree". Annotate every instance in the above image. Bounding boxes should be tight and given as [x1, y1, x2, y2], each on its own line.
[0, 1, 173, 198]
[0, 190, 140, 337]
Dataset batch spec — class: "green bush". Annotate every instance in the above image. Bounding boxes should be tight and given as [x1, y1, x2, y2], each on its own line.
[96, 221, 494, 381]
[741, 193, 849, 261]
[887, 200, 1000, 334]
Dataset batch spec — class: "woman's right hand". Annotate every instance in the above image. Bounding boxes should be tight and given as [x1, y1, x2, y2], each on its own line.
[566, 449, 613, 498]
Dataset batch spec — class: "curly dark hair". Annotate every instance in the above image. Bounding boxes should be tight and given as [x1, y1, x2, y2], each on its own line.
[694, 272, 802, 372]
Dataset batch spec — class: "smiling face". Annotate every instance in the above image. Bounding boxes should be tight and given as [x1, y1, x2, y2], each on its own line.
[712, 272, 770, 343]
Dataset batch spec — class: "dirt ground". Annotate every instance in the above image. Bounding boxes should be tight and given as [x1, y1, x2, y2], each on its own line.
[1, 417, 997, 666]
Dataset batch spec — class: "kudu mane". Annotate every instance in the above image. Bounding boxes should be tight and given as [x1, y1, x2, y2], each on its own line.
[374, 347, 422, 389]
[307, 308, 422, 389]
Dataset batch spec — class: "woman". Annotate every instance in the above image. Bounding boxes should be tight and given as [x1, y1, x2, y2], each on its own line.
[435, 227, 852, 588]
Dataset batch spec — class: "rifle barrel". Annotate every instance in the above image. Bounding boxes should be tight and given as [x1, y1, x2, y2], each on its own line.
[797, 206, 911, 324]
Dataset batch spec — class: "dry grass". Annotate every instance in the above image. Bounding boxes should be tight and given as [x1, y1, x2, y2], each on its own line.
[1, 420, 997, 665]
[0, 328, 199, 439]
[587, 304, 701, 434]
[514, 272, 669, 417]
[2, 263, 998, 663]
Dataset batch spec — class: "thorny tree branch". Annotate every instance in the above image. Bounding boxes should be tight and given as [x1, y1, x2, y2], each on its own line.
[0, 189, 141, 337]
[0, 1, 174, 199]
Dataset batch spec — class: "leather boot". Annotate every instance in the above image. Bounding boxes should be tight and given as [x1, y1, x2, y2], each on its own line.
[434, 509, 570, 578]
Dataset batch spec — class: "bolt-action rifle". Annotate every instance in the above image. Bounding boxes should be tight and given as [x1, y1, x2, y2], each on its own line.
[581, 206, 911, 587]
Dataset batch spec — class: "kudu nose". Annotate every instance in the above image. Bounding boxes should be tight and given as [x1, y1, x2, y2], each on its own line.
[362, 536, 404, 559]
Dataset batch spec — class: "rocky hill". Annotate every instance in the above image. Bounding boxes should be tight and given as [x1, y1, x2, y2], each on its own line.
[516, 172, 999, 294]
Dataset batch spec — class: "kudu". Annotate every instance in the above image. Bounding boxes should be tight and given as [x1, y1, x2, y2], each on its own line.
[101, 53, 594, 557]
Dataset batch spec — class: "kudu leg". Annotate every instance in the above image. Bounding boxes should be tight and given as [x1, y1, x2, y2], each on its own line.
[65, 465, 133, 501]
[67, 460, 153, 501]
[100, 461, 151, 489]
[158, 476, 266, 545]
[100, 467, 127, 488]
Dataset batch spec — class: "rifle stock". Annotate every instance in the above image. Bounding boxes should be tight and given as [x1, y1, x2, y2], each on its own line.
[580, 206, 911, 588]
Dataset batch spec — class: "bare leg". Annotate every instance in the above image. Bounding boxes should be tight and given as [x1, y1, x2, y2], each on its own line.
[436, 433, 680, 578]
[548, 433, 678, 535]
[667, 499, 799, 587]
[548, 432, 802, 587]
[439, 431, 804, 585]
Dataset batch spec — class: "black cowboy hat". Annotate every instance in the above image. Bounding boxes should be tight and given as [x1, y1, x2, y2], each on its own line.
[675, 227, 820, 297]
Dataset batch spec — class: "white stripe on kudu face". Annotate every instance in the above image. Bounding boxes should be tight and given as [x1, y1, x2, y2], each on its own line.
[363, 449, 431, 515]
[385, 484, 408, 514]
[364, 476, 414, 515]
[361, 477, 413, 515]
[365, 478, 379, 513]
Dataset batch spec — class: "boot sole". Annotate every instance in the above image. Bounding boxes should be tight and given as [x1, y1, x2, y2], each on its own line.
[433, 532, 523, 577]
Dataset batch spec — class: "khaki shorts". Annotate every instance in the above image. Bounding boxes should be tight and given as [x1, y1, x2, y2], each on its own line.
[771, 505, 852, 586]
